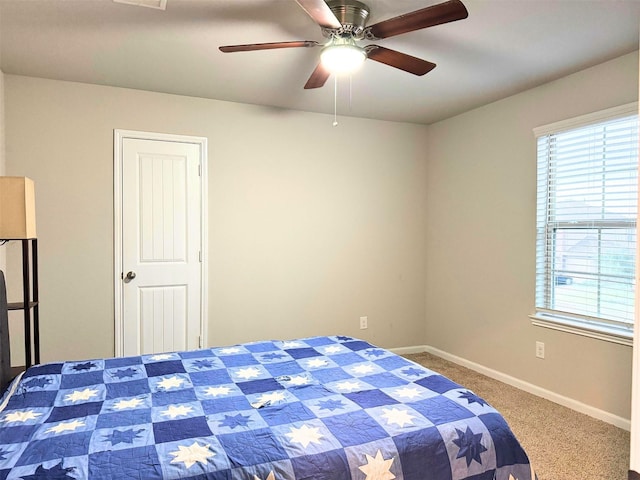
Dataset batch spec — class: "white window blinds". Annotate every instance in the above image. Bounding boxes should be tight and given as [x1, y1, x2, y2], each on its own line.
[535, 108, 638, 335]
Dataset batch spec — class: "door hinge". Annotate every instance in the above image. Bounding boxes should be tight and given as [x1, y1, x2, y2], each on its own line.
[199, 251, 202, 262]
[198, 164, 201, 176]
[198, 336, 203, 348]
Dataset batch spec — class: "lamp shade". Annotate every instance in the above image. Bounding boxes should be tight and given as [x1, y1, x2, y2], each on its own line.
[0, 176, 37, 239]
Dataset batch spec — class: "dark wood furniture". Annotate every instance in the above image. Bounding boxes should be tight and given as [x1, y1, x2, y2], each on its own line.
[2, 238, 39, 369]
[0, 270, 13, 392]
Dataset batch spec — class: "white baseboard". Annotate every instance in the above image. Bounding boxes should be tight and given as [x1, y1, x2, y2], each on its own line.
[391, 344, 631, 431]
[388, 345, 426, 355]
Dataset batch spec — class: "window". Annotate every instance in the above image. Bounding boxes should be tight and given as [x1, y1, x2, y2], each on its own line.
[532, 104, 638, 345]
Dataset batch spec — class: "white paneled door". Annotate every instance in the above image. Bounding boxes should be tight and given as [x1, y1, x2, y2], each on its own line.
[114, 131, 207, 357]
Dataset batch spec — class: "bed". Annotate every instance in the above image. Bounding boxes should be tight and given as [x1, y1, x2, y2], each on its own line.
[0, 272, 536, 479]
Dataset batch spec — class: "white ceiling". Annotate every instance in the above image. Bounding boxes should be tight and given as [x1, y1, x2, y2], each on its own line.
[1, 0, 639, 125]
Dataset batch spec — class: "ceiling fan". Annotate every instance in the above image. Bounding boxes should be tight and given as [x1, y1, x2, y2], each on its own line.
[219, 0, 468, 89]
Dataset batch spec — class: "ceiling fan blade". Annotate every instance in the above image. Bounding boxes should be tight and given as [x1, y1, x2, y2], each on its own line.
[365, 0, 468, 40]
[219, 40, 319, 53]
[304, 63, 331, 89]
[294, 0, 342, 29]
[366, 45, 436, 76]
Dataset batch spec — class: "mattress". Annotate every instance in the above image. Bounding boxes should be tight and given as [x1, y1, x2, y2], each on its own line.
[0, 336, 536, 479]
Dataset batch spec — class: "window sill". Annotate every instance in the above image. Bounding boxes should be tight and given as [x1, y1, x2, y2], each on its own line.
[529, 313, 633, 347]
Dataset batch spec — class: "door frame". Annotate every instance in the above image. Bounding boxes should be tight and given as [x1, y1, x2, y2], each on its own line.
[113, 129, 208, 357]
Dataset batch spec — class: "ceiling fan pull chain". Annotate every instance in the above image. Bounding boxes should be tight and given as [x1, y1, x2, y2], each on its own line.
[349, 75, 353, 111]
[333, 76, 338, 127]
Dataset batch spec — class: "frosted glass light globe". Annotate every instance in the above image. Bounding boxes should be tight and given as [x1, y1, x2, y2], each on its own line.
[321, 44, 366, 74]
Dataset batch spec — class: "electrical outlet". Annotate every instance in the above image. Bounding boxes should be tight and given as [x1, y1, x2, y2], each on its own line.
[359, 316, 368, 330]
[535, 341, 545, 359]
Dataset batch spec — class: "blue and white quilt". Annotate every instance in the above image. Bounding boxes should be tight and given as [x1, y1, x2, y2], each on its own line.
[0, 336, 536, 479]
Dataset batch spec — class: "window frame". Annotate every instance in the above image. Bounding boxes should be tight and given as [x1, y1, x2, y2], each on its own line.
[530, 102, 638, 346]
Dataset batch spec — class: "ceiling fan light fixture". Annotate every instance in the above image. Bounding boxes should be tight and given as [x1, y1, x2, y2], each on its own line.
[112, 0, 167, 10]
[321, 43, 366, 75]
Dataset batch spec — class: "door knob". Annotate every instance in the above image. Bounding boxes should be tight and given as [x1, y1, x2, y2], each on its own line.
[125, 271, 136, 280]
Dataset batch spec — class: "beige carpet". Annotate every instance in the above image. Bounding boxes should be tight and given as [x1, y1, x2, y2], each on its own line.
[404, 352, 630, 480]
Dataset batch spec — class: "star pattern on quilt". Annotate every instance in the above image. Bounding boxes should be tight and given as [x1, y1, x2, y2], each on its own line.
[323, 346, 342, 354]
[0, 336, 535, 480]
[453, 426, 487, 466]
[307, 358, 328, 368]
[316, 399, 346, 411]
[72, 361, 97, 371]
[288, 375, 309, 386]
[381, 408, 416, 427]
[401, 367, 424, 377]
[253, 472, 276, 480]
[21, 462, 76, 480]
[3, 410, 42, 423]
[261, 352, 287, 361]
[219, 413, 252, 429]
[192, 359, 216, 369]
[335, 380, 361, 392]
[285, 424, 324, 448]
[104, 428, 145, 446]
[257, 391, 286, 405]
[162, 405, 194, 419]
[358, 450, 396, 480]
[46, 419, 86, 435]
[365, 349, 385, 358]
[22, 377, 52, 389]
[113, 397, 145, 410]
[352, 364, 375, 375]
[0, 448, 11, 461]
[158, 376, 186, 390]
[220, 347, 241, 354]
[111, 367, 139, 379]
[459, 390, 489, 407]
[65, 388, 99, 402]
[204, 386, 231, 397]
[169, 442, 215, 468]
[236, 367, 261, 380]
[394, 386, 421, 400]
[150, 354, 174, 361]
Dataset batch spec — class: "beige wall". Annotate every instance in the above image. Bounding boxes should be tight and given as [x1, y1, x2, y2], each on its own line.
[1, 3, 5, 271]
[425, 51, 639, 420]
[0, 70, 6, 273]
[0, 71, 4, 177]
[4, 75, 428, 363]
[4, 51, 639, 422]
[629, 45, 640, 470]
